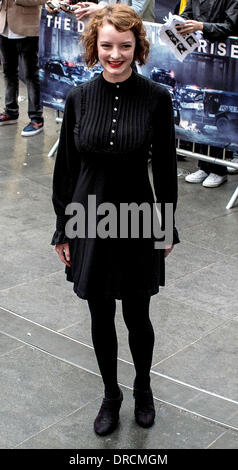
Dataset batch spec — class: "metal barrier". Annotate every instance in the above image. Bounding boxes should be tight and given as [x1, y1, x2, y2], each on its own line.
[48, 110, 62, 158]
[177, 140, 238, 209]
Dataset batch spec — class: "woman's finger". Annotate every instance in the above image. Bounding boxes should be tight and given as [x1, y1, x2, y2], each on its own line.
[64, 244, 71, 264]
[55, 245, 71, 267]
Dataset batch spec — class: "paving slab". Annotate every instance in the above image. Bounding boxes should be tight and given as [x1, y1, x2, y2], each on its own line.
[164, 239, 228, 284]
[15, 388, 226, 450]
[1, 307, 238, 431]
[175, 182, 238, 229]
[150, 373, 238, 430]
[152, 320, 238, 402]
[0, 179, 53, 234]
[0, 228, 62, 290]
[160, 258, 238, 319]
[0, 274, 83, 331]
[0, 331, 25, 356]
[24, 172, 55, 189]
[0, 341, 103, 449]
[0, 150, 55, 178]
[180, 211, 238, 255]
[208, 430, 238, 449]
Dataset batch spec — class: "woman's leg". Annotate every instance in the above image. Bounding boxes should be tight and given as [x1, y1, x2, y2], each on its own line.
[121, 293, 154, 391]
[87, 295, 120, 399]
[121, 293, 155, 428]
[87, 295, 123, 436]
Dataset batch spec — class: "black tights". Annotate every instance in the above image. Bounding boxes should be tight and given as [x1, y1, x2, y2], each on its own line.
[87, 294, 154, 399]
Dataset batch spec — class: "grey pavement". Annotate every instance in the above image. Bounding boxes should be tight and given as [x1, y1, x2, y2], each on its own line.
[1, 68, 238, 450]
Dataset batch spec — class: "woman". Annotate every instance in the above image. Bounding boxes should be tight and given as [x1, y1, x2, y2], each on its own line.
[51, 4, 179, 436]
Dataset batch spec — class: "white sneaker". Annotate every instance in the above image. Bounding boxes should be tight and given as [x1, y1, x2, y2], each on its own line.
[202, 173, 227, 188]
[185, 170, 208, 183]
[227, 157, 238, 174]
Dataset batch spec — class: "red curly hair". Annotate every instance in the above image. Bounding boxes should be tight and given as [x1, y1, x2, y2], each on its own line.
[82, 4, 150, 67]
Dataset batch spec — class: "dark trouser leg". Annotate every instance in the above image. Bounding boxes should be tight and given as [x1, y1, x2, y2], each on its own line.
[121, 294, 154, 391]
[18, 37, 43, 121]
[0, 35, 19, 118]
[197, 144, 227, 176]
[87, 295, 120, 399]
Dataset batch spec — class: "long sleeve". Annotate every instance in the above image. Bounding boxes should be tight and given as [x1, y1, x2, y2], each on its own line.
[131, 0, 152, 17]
[202, 22, 234, 41]
[51, 89, 81, 245]
[181, 0, 238, 42]
[202, 0, 238, 42]
[151, 86, 179, 246]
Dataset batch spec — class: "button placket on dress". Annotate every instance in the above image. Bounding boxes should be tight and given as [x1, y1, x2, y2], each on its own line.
[109, 84, 120, 148]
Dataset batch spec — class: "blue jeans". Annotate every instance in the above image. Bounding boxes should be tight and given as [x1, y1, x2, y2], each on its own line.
[0, 35, 43, 121]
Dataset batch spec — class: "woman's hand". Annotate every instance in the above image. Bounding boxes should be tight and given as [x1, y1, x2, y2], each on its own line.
[55, 242, 72, 267]
[45, 0, 60, 13]
[45, 0, 74, 13]
[164, 245, 174, 258]
[176, 20, 203, 35]
[73, 2, 101, 20]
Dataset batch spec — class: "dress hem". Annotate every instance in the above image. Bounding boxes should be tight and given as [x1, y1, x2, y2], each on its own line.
[66, 276, 161, 300]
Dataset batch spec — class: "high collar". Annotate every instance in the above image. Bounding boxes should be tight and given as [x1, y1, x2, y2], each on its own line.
[99, 69, 138, 91]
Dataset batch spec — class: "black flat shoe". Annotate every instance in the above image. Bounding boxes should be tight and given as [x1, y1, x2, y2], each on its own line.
[133, 387, 155, 428]
[94, 390, 123, 436]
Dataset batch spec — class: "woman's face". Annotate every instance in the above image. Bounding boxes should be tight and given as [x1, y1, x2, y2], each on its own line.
[97, 22, 136, 82]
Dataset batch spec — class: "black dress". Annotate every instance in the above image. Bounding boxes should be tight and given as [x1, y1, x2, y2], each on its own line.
[51, 71, 179, 300]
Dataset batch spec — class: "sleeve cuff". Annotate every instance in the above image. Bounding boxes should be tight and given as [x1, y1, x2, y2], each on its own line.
[51, 230, 68, 245]
[173, 227, 180, 245]
[51, 214, 69, 245]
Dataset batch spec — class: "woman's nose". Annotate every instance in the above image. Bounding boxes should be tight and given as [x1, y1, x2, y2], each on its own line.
[110, 47, 121, 59]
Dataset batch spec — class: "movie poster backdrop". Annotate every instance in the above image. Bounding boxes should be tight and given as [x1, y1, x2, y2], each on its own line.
[39, 7, 238, 150]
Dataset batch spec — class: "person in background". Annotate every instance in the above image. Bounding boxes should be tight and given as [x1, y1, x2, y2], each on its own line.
[0, 0, 46, 136]
[73, 0, 155, 23]
[176, 0, 238, 187]
[174, 0, 188, 15]
[227, 151, 238, 174]
[51, 4, 179, 436]
[178, 0, 238, 41]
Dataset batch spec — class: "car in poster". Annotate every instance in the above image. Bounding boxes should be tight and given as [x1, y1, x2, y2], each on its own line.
[150, 67, 176, 88]
[149, 67, 180, 125]
[39, 59, 92, 101]
[175, 86, 238, 135]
